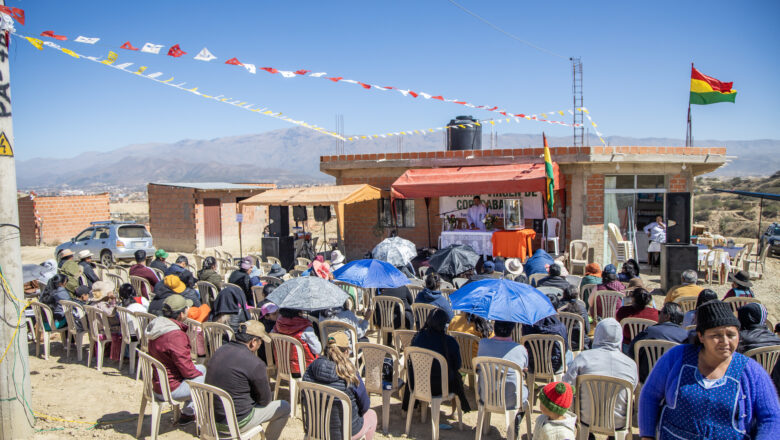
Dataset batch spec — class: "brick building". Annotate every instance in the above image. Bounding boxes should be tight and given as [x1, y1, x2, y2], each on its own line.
[319, 146, 728, 262]
[17, 193, 111, 246]
[147, 182, 275, 254]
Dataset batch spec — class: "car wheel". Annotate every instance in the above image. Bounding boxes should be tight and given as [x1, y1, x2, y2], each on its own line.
[101, 251, 113, 267]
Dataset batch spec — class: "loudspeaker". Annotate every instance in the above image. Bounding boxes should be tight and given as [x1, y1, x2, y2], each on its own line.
[262, 236, 295, 269]
[313, 205, 331, 222]
[293, 205, 308, 222]
[665, 192, 691, 244]
[268, 205, 289, 237]
[660, 244, 698, 292]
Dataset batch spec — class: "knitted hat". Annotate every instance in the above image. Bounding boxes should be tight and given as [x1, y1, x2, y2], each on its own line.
[585, 263, 601, 276]
[696, 300, 740, 334]
[538, 382, 573, 415]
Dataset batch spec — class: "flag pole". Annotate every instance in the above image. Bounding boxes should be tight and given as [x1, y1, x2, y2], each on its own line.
[686, 62, 693, 147]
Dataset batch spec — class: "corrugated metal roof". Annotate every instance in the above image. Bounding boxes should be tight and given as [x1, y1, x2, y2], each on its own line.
[151, 182, 273, 191]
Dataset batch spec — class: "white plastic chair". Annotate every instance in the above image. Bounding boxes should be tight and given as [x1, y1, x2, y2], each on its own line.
[447, 330, 480, 389]
[29, 301, 68, 360]
[356, 342, 400, 435]
[188, 380, 266, 440]
[318, 320, 358, 365]
[299, 381, 365, 440]
[202, 322, 234, 360]
[620, 317, 657, 343]
[404, 346, 463, 440]
[558, 311, 586, 356]
[393, 329, 416, 384]
[84, 304, 113, 371]
[196, 281, 219, 307]
[674, 296, 698, 314]
[150, 267, 165, 282]
[568, 240, 589, 275]
[115, 306, 140, 375]
[251, 285, 265, 306]
[575, 374, 634, 440]
[130, 275, 154, 300]
[184, 318, 205, 361]
[136, 350, 182, 439]
[724, 296, 762, 316]
[374, 296, 405, 345]
[511, 323, 523, 344]
[520, 334, 567, 411]
[591, 290, 623, 321]
[473, 356, 531, 440]
[542, 218, 561, 255]
[411, 303, 438, 330]
[134, 311, 156, 353]
[60, 300, 89, 361]
[528, 272, 547, 287]
[745, 345, 780, 376]
[270, 333, 305, 419]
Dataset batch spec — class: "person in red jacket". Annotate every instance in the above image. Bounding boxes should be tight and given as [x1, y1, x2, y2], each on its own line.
[129, 250, 159, 298]
[615, 288, 659, 351]
[146, 294, 205, 426]
[272, 308, 320, 377]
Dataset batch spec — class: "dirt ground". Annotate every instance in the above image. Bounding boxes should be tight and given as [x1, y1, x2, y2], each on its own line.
[22, 247, 780, 439]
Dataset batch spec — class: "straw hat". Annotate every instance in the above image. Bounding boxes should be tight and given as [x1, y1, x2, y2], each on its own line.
[59, 249, 74, 258]
[77, 250, 93, 260]
[91, 280, 115, 301]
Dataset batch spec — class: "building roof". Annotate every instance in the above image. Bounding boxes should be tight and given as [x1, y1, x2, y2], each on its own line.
[150, 182, 274, 191]
[713, 189, 780, 202]
[391, 163, 561, 199]
[239, 184, 381, 206]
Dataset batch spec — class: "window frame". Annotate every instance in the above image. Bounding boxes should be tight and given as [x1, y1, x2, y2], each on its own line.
[378, 198, 415, 228]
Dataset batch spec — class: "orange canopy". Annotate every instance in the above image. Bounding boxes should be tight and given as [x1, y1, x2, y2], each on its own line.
[391, 163, 562, 199]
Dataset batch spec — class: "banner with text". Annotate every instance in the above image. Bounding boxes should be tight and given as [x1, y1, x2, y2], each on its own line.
[439, 192, 544, 220]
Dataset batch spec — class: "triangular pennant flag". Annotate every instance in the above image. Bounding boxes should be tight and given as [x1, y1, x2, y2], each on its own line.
[74, 36, 99, 44]
[194, 47, 216, 61]
[279, 71, 296, 78]
[134, 66, 148, 75]
[309, 72, 327, 77]
[0, 6, 24, 25]
[141, 43, 163, 54]
[120, 41, 139, 51]
[24, 36, 43, 50]
[294, 69, 310, 75]
[244, 63, 256, 74]
[327, 76, 343, 82]
[43, 41, 61, 49]
[101, 51, 118, 65]
[40, 30, 67, 41]
[261, 67, 278, 74]
[61, 48, 79, 58]
[167, 44, 186, 57]
[114, 62, 134, 70]
[225, 57, 242, 65]
[147, 72, 163, 79]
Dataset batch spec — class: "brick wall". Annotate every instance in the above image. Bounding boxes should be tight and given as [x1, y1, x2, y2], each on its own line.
[669, 173, 689, 192]
[18, 194, 111, 246]
[193, 190, 267, 254]
[585, 174, 604, 225]
[148, 184, 197, 252]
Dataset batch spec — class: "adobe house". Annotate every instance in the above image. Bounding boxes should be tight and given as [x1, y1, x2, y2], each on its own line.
[319, 146, 728, 262]
[17, 193, 111, 246]
[147, 182, 275, 253]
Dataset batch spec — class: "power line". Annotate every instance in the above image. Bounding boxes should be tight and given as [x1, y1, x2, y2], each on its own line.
[446, 0, 568, 60]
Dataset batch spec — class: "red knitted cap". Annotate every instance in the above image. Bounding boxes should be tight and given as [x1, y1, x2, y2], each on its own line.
[538, 381, 573, 415]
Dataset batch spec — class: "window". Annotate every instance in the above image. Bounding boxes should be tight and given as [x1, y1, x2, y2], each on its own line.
[93, 227, 110, 239]
[118, 225, 151, 238]
[378, 199, 415, 228]
[75, 228, 93, 242]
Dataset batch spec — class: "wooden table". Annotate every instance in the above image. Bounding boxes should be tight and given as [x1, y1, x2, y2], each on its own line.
[491, 229, 537, 261]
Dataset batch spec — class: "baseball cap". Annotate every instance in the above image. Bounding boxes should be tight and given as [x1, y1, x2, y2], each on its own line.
[328, 331, 350, 349]
[155, 249, 169, 259]
[164, 275, 186, 293]
[239, 320, 271, 343]
[162, 294, 193, 314]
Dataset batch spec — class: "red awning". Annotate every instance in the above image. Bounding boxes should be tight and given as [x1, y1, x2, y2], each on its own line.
[391, 163, 562, 199]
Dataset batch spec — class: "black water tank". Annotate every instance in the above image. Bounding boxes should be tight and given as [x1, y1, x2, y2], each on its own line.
[446, 116, 482, 150]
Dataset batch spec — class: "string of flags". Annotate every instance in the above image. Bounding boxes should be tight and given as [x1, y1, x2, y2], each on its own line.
[33, 28, 584, 128]
[19, 34, 346, 140]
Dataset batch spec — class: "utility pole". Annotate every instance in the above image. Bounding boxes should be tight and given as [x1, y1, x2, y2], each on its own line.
[0, 0, 35, 436]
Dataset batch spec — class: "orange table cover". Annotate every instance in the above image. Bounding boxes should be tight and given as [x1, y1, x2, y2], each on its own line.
[491, 229, 536, 261]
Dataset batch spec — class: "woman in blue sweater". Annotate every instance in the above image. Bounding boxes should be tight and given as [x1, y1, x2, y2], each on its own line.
[638, 300, 780, 439]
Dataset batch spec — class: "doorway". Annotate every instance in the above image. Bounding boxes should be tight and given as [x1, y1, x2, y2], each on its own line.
[603, 175, 666, 264]
[203, 198, 222, 248]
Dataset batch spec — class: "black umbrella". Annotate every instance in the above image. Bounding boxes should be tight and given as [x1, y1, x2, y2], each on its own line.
[427, 244, 480, 277]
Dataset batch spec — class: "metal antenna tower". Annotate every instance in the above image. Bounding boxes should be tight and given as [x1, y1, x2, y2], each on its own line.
[570, 57, 584, 146]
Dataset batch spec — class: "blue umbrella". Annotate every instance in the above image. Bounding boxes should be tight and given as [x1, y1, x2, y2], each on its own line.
[449, 279, 556, 325]
[332, 259, 409, 289]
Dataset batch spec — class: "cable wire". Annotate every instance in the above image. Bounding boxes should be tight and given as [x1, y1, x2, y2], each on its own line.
[446, 0, 568, 59]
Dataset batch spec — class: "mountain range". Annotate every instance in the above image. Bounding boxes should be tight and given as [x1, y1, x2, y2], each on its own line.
[16, 127, 779, 191]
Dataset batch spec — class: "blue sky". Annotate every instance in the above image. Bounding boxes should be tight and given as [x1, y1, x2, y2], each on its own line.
[7, 0, 780, 160]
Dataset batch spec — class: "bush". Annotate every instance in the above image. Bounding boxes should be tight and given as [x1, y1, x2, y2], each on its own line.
[694, 211, 711, 222]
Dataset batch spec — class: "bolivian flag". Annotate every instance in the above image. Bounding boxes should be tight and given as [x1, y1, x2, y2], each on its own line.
[690, 66, 736, 105]
[543, 133, 554, 214]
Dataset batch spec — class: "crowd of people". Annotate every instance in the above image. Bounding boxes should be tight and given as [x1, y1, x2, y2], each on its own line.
[31, 242, 780, 440]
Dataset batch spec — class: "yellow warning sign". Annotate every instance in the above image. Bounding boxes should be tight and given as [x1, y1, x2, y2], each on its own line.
[0, 132, 12, 157]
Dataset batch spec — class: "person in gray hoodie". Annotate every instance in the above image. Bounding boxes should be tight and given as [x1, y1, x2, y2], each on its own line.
[562, 318, 637, 430]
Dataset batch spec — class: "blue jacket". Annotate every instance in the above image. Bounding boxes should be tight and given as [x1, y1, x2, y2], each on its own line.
[639, 344, 780, 439]
[414, 288, 454, 322]
[523, 249, 555, 277]
[522, 316, 569, 372]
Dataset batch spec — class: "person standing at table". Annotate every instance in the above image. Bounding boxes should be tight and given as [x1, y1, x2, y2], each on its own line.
[644, 216, 666, 267]
[467, 196, 487, 230]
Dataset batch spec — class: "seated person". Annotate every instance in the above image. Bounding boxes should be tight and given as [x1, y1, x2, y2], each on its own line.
[681, 289, 718, 328]
[563, 318, 637, 431]
[738, 303, 780, 393]
[164, 255, 189, 277]
[197, 256, 223, 290]
[723, 270, 754, 299]
[319, 302, 371, 342]
[524, 249, 555, 277]
[535, 263, 573, 291]
[212, 284, 251, 333]
[557, 286, 590, 351]
[449, 312, 492, 358]
[581, 263, 602, 287]
[375, 284, 414, 338]
[615, 288, 659, 348]
[522, 315, 570, 373]
[628, 302, 689, 383]
[228, 258, 255, 306]
[42, 274, 72, 330]
[617, 259, 640, 283]
[663, 269, 702, 304]
[273, 308, 320, 376]
[205, 321, 290, 438]
[477, 320, 529, 438]
[303, 332, 377, 440]
[129, 250, 159, 298]
[401, 309, 471, 414]
[533, 382, 577, 440]
[414, 272, 454, 322]
[505, 258, 528, 284]
[147, 294, 205, 426]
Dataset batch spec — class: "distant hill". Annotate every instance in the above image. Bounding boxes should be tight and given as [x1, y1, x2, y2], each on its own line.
[16, 127, 779, 190]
